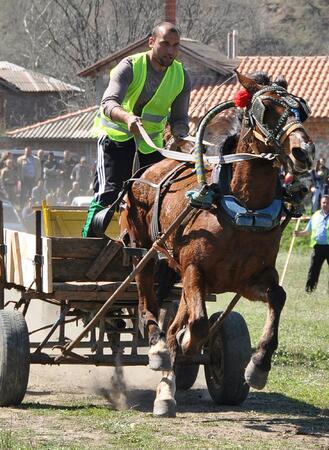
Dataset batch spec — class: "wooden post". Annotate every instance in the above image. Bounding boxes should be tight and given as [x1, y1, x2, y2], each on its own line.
[35, 210, 43, 292]
[280, 217, 301, 285]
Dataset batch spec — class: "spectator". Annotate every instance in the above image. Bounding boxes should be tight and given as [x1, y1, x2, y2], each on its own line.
[59, 150, 76, 194]
[31, 178, 47, 205]
[294, 195, 329, 293]
[17, 147, 41, 208]
[43, 152, 58, 193]
[0, 158, 18, 205]
[67, 181, 83, 205]
[45, 191, 57, 206]
[70, 157, 90, 194]
[37, 149, 46, 177]
[0, 151, 13, 170]
[21, 197, 35, 233]
[310, 158, 329, 213]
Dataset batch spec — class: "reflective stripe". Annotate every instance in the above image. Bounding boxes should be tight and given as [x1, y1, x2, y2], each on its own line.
[99, 117, 133, 135]
[142, 112, 166, 123]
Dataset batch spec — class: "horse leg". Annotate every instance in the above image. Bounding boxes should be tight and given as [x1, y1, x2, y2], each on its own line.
[168, 264, 208, 357]
[135, 259, 171, 371]
[245, 284, 286, 389]
[153, 370, 176, 418]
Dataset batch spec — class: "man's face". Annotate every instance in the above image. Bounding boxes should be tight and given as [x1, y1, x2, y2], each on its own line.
[321, 197, 329, 214]
[25, 147, 32, 157]
[149, 28, 180, 68]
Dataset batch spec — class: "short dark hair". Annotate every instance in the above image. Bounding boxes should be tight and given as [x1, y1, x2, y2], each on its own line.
[151, 22, 181, 38]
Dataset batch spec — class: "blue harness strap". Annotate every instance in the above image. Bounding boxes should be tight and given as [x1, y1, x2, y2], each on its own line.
[220, 195, 283, 231]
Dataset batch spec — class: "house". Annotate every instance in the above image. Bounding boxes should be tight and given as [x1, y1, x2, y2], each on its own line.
[5, 36, 329, 162]
[5, 36, 237, 160]
[0, 62, 82, 131]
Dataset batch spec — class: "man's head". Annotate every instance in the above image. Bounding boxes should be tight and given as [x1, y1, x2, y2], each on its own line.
[64, 150, 71, 160]
[24, 146, 32, 157]
[37, 149, 44, 160]
[321, 195, 329, 214]
[5, 159, 13, 168]
[149, 22, 181, 69]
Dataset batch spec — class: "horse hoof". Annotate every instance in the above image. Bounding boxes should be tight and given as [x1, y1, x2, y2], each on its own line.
[245, 360, 268, 390]
[153, 399, 176, 418]
[148, 352, 172, 371]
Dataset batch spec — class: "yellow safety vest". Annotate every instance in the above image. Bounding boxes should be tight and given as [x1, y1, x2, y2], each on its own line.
[92, 52, 185, 154]
[310, 210, 329, 247]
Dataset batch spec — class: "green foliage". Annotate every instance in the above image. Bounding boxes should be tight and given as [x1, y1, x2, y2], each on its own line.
[280, 220, 310, 253]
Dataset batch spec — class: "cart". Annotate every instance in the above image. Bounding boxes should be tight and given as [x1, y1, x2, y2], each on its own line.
[0, 201, 251, 408]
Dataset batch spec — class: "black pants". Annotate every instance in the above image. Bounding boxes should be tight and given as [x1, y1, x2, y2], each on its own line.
[93, 136, 164, 206]
[305, 244, 329, 292]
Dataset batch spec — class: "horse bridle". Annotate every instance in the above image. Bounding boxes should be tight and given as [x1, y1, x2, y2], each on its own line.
[246, 85, 311, 151]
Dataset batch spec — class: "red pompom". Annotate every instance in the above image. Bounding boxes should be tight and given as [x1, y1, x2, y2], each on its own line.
[234, 89, 252, 108]
[284, 173, 294, 185]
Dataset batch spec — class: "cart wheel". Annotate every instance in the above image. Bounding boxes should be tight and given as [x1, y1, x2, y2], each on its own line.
[0, 310, 30, 406]
[175, 361, 199, 390]
[204, 311, 251, 405]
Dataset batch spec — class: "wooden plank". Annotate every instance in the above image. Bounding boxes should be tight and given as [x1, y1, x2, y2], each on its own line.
[50, 237, 108, 259]
[86, 240, 123, 281]
[52, 281, 140, 291]
[17, 231, 37, 289]
[42, 237, 53, 294]
[53, 291, 140, 301]
[13, 232, 23, 285]
[52, 254, 131, 282]
[4, 229, 14, 283]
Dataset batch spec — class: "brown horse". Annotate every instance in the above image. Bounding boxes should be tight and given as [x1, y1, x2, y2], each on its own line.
[120, 72, 315, 417]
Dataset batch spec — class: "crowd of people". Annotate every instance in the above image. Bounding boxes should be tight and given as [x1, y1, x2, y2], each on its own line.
[0, 147, 94, 212]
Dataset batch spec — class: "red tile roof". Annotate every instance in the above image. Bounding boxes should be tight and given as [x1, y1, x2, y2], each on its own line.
[189, 56, 329, 120]
[7, 56, 329, 141]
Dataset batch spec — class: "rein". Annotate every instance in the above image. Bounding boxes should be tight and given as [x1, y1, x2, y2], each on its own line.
[136, 122, 277, 166]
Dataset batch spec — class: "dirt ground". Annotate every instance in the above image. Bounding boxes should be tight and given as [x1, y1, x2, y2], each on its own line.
[0, 363, 329, 449]
[1, 295, 329, 449]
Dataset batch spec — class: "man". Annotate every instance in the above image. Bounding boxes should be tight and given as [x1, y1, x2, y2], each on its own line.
[71, 157, 91, 194]
[17, 147, 41, 208]
[59, 150, 76, 193]
[37, 149, 46, 177]
[82, 21, 191, 237]
[43, 152, 58, 193]
[294, 195, 329, 293]
[31, 178, 47, 205]
[0, 158, 18, 206]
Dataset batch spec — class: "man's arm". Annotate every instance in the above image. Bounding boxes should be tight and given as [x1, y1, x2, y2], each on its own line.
[294, 219, 311, 237]
[168, 68, 191, 140]
[101, 58, 141, 136]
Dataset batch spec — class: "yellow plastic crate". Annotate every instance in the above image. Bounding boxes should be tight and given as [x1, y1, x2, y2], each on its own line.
[41, 201, 120, 238]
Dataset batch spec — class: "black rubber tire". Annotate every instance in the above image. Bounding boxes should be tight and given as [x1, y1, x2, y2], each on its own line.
[204, 311, 251, 405]
[175, 362, 199, 390]
[0, 310, 30, 406]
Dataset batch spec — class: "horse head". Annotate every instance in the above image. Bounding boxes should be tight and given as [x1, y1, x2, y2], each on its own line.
[236, 71, 315, 174]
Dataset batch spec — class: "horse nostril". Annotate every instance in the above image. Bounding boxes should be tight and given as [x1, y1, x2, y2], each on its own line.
[292, 147, 307, 162]
[301, 141, 315, 159]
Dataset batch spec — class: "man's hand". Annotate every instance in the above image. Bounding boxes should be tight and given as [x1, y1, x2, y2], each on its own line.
[126, 115, 142, 136]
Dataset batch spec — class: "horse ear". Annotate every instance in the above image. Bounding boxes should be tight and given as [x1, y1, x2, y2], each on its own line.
[235, 70, 261, 95]
[274, 75, 288, 90]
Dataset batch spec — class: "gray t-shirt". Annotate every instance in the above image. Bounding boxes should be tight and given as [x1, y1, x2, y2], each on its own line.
[101, 54, 191, 138]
